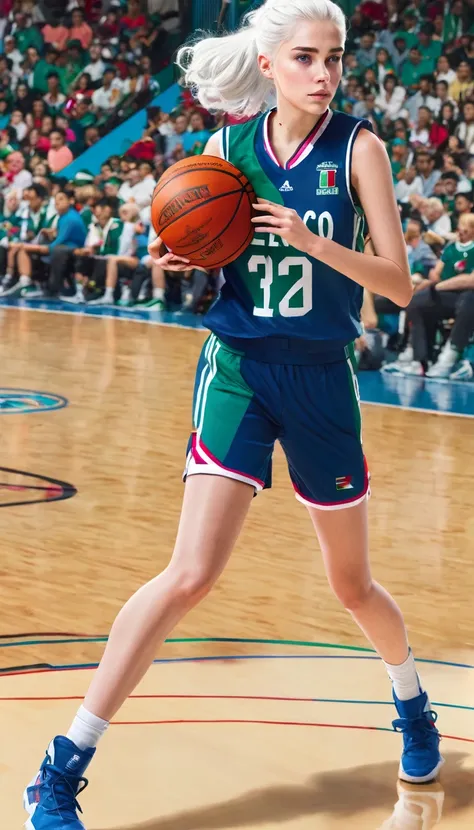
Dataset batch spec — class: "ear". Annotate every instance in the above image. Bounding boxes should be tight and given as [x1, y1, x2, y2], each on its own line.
[258, 53, 274, 82]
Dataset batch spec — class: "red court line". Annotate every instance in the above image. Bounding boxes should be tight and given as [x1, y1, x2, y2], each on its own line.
[0, 693, 313, 702]
[109, 718, 474, 745]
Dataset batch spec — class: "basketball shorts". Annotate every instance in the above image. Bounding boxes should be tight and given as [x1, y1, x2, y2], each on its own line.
[184, 334, 370, 510]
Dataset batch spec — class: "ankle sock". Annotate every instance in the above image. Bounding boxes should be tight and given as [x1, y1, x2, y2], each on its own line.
[384, 650, 422, 701]
[66, 705, 110, 751]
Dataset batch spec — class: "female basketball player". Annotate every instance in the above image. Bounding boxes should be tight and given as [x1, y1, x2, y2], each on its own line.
[24, 2, 443, 826]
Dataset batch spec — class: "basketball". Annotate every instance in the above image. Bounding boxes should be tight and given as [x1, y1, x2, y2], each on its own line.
[151, 155, 256, 269]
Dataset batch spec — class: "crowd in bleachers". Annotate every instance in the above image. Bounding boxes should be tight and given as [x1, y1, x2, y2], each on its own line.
[0, 0, 473, 379]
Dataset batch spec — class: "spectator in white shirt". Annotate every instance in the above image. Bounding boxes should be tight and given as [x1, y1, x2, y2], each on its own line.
[435, 55, 456, 86]
[409, 107, 432, 148]
[375, 74, 407, 121]
[118, 165, 140, 203]
[82, 43, 106, 84]
[422, 197, 452, 238]
[433, 80, 458, 118]
[129, 162, 156, 209]
[3, 35, 24, 83]
[395, 166, 424, 202]
[91, 68, 123, 112]
[10, 109, 27, 142]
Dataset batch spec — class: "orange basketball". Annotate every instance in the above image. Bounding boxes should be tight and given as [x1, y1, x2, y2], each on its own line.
[151, 155, 256, 269]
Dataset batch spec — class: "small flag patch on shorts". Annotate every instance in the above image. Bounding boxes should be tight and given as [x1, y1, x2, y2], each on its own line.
[336, 476, 354, 491]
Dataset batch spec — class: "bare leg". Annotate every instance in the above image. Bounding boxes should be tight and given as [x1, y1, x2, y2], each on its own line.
[84, 475, 254, 721]
[308, 500, 409, 664]
[16, 249, 32, 278]
[152, 262, 165, 290]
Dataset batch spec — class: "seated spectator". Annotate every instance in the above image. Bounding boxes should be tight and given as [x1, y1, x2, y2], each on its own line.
[0, 150, 32, 194]
[165, 112, 189, 162]
[128, 161, 156, 208]
[417, 23, 442, 73]
[395, 166, 424, 203]
[456, 101, 474, 155]
[13, 12, 43, 55]
[415, 150, 442, 197]
[405, 74, 438, 123]
[47, 128, 74, 173]
[3, 35, 24, 81]
[69, 9, 93, 51]
[10, 109, 27, 143]
[90, 202, 144, 305]
[436, 55, 456, 86]
[422, 197, 452, 238]
[91, 68, 123, 113]
[374, 48, 394, 85]
[452, 192, 474, 229]
[121, 0, 147, 34]
[375, 75, 407, 122]
[401, 47, 426, 97]
[31, 99, 47, 129]
[409, 106, 432, 148]
[356, 31, 377, 70]
[402, 214, 474, 379]
[43, 72, 67, 114]
[449, 61, 473, 104]
[0, 182, 51, 297]
[82, 43, 106, 86]
[42, 18, 70, 53]
[14, 82, 34, 117]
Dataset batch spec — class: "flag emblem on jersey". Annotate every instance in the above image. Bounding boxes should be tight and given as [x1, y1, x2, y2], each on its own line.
[317, 162, 339, 196]
[336, 475, 354, 491]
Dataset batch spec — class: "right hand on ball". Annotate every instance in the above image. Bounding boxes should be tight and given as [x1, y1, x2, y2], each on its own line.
[148, 236, 191, 272]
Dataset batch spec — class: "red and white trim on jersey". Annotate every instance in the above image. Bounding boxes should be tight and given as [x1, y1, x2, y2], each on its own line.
[263, 109, 333, 170]
[184, 432, 265, 491]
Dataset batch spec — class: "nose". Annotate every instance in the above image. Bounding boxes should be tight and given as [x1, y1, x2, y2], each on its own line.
[312, 60, 331, 84]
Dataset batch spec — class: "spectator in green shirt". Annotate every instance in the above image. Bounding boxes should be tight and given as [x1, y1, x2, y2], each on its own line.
[418, 23, 443, 74]
[401, 47, 425, 95]
[13, 12, 43, 55]
[394, 10, 419, 51]
[32, 48, 63, 95]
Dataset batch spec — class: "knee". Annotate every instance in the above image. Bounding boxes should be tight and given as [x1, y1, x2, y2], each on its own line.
[165, 564, 218, 607]
[330, 575, 374, 612]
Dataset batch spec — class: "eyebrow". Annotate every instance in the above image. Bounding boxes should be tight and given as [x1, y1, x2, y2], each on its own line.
[292, 46, 345, 54]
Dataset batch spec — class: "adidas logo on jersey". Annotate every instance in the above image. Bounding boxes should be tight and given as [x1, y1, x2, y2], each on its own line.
[279, 180, 293, 192]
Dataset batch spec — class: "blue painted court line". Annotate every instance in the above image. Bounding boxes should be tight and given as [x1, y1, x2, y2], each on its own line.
[1, 298, 473, 416]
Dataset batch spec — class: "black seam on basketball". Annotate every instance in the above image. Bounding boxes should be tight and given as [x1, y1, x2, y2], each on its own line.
[153, 166, 251, 198]
[172, 189, 248, 257]
[158, 187, 246, 236]
[210, 223, 255, 268]
[192, 212, 255, 268]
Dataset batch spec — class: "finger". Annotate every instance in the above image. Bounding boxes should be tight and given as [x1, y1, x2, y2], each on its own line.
[254, 227, 284, 234]
[251, 216, 281, 226]
[253, 202, 284, 213]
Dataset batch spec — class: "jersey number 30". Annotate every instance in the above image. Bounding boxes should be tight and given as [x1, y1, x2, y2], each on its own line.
[250, 255, 312, 318]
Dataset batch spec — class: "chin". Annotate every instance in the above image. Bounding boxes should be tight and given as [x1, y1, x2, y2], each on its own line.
[299, 99, 331, 115]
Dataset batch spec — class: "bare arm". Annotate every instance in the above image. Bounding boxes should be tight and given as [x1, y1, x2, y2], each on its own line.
[436, 273, 474, 291]
[148, 134, 222, 269]
[428, 259, 444, 283]
[310, 130, 412, 307]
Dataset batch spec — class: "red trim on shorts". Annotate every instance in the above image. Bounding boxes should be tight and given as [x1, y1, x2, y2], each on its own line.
[194, 434, 265, 489]
[292, 457, 370, 508]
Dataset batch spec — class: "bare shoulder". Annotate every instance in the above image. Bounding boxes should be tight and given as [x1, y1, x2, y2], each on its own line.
[352, 129, 390, 179]
[204, 132, 223, 158]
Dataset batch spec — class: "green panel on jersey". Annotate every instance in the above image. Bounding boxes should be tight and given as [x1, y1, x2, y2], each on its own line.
[227, 118, 284, 206]
[198, 340, 254, 461]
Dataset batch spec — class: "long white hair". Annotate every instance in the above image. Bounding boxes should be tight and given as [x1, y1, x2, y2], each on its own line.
[177, 0, 347, 117]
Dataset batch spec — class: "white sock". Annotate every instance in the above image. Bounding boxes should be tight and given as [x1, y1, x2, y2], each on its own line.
[19, 274, 31, 286]
[384, 650, 422, 701]
[4, 273, 12, 281]
[153, 286, 164, 300]
[76, 284, 84, 299]
[66, 704, 110, 751]
[104, 286, 114, 301]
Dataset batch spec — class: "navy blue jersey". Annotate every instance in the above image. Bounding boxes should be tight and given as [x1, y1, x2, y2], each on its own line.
[204, 109, 373, 348]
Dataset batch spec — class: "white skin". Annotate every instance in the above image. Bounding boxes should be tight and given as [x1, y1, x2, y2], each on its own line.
[81, 19, 413, 724]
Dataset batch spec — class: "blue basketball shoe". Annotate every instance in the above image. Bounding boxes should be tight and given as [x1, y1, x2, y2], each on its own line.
[23, 737, 95, 828]
[392, 690, 444, 784]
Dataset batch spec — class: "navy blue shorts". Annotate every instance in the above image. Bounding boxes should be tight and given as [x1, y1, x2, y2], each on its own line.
[185, 334, 370, 510]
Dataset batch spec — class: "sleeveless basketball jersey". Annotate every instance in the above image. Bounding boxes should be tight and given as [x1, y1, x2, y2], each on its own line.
[204, 109, 373, 347]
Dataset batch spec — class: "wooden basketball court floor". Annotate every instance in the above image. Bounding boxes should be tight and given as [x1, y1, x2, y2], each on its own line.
[1, 305, 474, 828]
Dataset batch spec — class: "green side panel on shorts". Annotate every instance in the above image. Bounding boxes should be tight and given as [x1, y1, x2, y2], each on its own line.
[198, 342, 255, 462]
[346, 342, 362, 441]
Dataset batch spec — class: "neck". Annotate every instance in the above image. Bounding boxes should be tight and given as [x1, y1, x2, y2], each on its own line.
[272, 100, 326, 146]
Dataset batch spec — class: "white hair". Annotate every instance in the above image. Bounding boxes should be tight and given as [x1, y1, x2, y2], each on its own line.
[177, 0, 346, 117]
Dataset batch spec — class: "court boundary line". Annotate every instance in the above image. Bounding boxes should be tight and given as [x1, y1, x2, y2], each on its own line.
[1, 304, 472, 416]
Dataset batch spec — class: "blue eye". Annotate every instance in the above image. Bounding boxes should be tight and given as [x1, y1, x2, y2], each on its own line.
[296, 54, 311, 64]
[328, 55, 342, 63]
